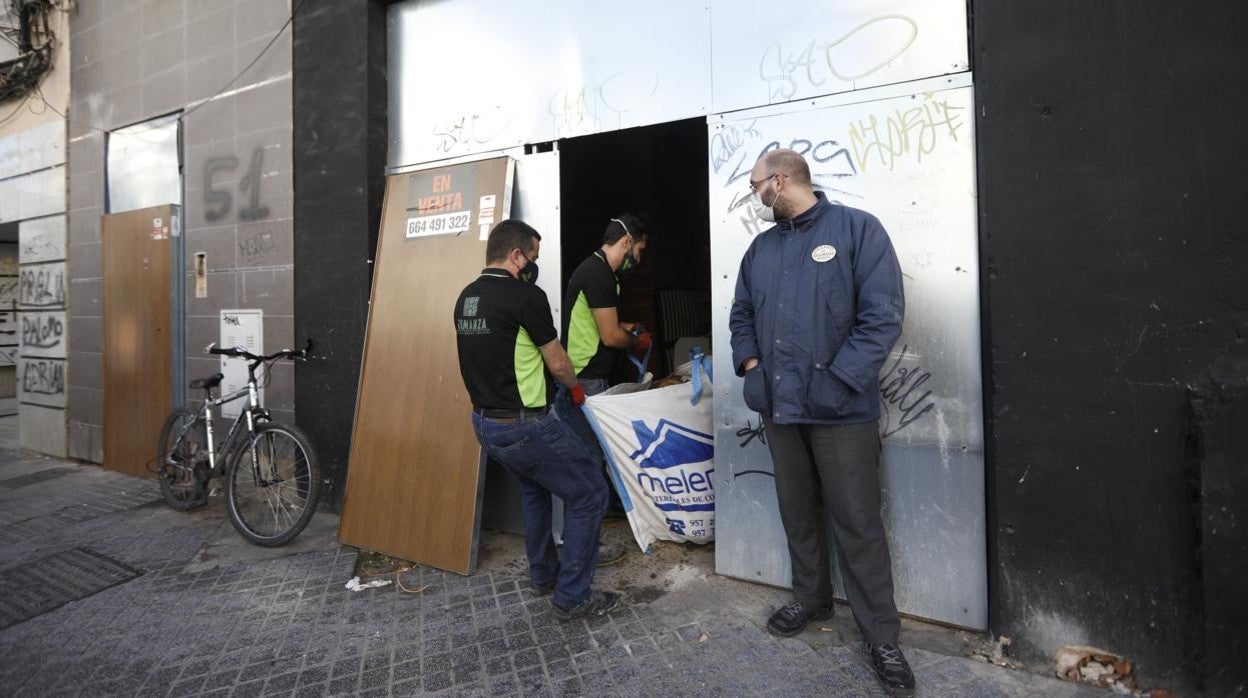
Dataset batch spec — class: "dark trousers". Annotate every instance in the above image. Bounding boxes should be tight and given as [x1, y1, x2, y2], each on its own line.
[764, 419, 901, 647]
[472, 410, 607, 608]
[556, 378, 609, 461]
[556, 379, 621, 512]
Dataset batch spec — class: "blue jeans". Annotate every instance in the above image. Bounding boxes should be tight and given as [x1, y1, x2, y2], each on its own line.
[555, 379, 609, 463]
[472, 409, 607, 607]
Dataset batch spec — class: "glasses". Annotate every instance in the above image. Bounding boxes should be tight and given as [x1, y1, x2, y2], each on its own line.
[748, 172, 787, 192]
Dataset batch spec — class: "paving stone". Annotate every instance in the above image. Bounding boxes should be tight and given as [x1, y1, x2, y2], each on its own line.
[263, 670, 299, 693]
[422, 670, 452, 692]
[325, 674, 357, 695]
[0, 438, 1110, 698]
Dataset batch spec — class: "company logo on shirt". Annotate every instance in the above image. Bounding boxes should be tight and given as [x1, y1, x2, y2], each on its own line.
[463, 296, 479, 317]
[456, 317, 489, 334]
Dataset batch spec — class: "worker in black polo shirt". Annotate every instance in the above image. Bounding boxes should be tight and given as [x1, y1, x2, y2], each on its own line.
[560, 213, 652, 565]
[454, 219, 621, 621]
[562, 213, 652, 393]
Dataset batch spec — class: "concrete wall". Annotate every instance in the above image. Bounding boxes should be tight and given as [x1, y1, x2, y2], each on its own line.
[975, 2, 1248, 691]
[68, 0, 294, 463]
[0, 5, 70, 456]
[292, 0, 388, 507]
[0, 241, 16, 401]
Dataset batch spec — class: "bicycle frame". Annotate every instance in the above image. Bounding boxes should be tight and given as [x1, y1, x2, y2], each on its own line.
[169, 364, 270, 476]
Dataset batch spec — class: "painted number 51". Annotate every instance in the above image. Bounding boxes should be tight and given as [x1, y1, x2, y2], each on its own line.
[205, 147, 271, 222]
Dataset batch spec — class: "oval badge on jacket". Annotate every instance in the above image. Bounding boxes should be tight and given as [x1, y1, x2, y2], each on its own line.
[811, 244, 836, 262]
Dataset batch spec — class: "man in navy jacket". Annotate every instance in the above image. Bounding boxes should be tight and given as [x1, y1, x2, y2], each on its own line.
[730, 149, 914, 697]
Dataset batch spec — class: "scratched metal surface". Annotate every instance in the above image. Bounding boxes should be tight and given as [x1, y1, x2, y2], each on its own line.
[387, 0, 713, 168]
[106, 114, 181, 214]
[709, 0, 970, 114]
[385, 1, 969, 170]
[708, 78, 986, 629]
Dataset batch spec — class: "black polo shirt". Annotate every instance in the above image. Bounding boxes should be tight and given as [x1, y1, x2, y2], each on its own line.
[561, 251, 620, 381]
[454, 269, 558, 410]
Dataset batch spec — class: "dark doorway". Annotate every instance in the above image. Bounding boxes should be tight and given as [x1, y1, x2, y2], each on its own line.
[559, 118, 711, 381]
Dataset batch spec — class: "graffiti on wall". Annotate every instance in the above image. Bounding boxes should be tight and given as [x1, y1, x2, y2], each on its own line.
[18, 263, 66, 309]
[238, 230, 278, 264]
[847, 92, 966, 173]
[0, 268, 16, 368]
[20, 311, 65, 358]
[204, 147, 272, 222]
[433, 108, 514, 154]
[20, 357, 65, 407]
[20, 230, 65, 263]
[879, 344, 937, 438]
[549, 68, 661, 138]
[757, 15, 920, 103]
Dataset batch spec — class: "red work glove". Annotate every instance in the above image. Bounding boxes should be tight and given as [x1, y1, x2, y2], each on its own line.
[569, 383, 587, 407]
[630, 331, 652, 358]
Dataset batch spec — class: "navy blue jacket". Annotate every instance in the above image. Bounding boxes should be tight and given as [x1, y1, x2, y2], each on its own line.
[729, 192, 905, 425]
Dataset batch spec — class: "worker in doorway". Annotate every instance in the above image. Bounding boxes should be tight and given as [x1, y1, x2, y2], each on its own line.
[729, 150, 913, 697]
[454, 219, 622, 622]
[560, 213, 652, 566]
[562, 213, 652, 392]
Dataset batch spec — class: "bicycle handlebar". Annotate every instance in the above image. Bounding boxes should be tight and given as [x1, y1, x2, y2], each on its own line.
[205, 338, 314, 363]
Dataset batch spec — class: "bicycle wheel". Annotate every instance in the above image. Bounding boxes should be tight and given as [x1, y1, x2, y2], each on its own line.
[156, 407, 209, 511]
[225, 421, 321, 547]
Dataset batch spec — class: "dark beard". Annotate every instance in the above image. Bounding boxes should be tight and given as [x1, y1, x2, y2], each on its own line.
[772, 196, 794, 221]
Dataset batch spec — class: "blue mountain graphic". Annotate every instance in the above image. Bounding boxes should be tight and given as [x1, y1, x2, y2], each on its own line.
[629, 419, 714, 470]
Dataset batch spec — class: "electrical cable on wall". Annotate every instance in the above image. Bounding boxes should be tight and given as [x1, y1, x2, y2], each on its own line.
[0, 0, 60, 105]
[32, 0, 307, 136]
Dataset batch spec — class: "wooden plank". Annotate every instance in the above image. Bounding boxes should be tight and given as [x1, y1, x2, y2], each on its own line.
[339, 157, 513, 575]
[102, 205, 174, 479]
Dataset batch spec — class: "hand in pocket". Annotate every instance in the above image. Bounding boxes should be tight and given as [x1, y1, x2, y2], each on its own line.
[742, 365, 770, 414]
[806, 366, 854, 418]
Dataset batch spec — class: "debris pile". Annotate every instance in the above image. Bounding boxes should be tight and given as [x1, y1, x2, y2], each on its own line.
[1054, 645, 1169, 696]
[969, 634, 1024, 670]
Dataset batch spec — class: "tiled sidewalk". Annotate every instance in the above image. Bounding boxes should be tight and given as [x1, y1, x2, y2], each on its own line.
[0, 431, 1104, 697]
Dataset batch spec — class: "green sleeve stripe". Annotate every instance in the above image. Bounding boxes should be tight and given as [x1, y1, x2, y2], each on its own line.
[567, 290, 600, 375]
[514, 328, 547, 408]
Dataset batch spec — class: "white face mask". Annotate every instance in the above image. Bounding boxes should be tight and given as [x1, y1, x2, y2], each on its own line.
[750, 186, 779, 223]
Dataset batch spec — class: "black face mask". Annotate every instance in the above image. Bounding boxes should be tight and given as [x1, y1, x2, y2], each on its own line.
[620, 252, 638, 273]
[519, 257, 539, 284]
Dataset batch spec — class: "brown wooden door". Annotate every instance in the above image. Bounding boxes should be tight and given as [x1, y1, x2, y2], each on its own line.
[102, 205, 176, 478]
[339, 157, 514, 574]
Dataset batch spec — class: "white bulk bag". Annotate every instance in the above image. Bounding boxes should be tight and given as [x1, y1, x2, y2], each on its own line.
[581, 351, 714, 552]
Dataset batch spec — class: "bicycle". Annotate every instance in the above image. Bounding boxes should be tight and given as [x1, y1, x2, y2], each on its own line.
[155, 340, 321, 547]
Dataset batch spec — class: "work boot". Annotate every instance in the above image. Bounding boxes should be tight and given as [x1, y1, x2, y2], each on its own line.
[868, 643, 916, 697]
[596, 541, 626, 567]
[529, 580, 555, 597]
[551, 590, 622, 622]
[766, 599, 834, 637]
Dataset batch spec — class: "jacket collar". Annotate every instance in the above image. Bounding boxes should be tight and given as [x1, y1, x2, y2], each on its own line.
[775, 191, 830, 233]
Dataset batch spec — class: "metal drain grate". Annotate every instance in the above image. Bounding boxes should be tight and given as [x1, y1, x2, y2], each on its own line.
[0, 467, 76, 490]
[0, 548, 141, 630]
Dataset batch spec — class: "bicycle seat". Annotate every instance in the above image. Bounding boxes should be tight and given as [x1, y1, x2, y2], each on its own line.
[190, 373, 224, 390]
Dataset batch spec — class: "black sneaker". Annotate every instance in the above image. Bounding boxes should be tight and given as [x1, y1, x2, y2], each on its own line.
[551, 590, 621, 622]
[766, 599, 835, 637]
[869, 643, 916, 697]
[529, 580, 555, 597]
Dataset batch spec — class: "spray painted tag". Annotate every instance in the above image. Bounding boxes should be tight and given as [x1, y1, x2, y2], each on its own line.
[811, 244, 837, 262]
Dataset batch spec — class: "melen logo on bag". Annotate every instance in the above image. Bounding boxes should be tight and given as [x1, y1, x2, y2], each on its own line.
[629, 419, 714, 512]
